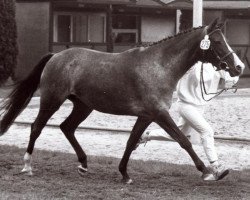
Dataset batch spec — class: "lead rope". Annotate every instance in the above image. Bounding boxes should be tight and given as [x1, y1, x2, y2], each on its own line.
[200, 62, 237, 102]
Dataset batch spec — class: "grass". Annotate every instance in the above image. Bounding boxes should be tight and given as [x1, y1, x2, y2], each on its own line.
[0, 145, 249, 200]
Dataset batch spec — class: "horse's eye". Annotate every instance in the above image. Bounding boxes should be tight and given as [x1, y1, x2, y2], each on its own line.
[214, 40, 221, 44]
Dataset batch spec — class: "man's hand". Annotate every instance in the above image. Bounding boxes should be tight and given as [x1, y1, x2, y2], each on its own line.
[225, 80, 237, 89]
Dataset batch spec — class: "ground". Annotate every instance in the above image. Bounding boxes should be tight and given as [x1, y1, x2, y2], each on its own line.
[0, 88, 249, 199]
[0, 145, 249, 200]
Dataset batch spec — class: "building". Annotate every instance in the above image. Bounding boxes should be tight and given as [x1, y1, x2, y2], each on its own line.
[15, 0, 250, 79]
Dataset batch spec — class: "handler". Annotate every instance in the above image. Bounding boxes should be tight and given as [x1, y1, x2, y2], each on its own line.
[138, 61, 239, 181]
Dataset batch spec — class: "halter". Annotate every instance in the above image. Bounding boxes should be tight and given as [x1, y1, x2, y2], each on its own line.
[207, 29, 235, 71]
[200, 28, 237, 101]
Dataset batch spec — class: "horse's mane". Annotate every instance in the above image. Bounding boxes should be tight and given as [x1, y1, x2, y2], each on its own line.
[139, 26, 205, 48]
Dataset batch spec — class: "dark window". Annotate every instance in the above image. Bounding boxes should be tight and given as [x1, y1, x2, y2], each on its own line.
[57, 15, 71, 42]
[112, 15, 138, 44]
[114, 33, 136, 43]
[73, 15, 88, 42]
[112, 15, 137, 29]
[54, 13, 106, 43]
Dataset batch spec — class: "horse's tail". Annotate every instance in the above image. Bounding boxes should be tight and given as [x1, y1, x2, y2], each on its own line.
[0, 53, 54, 135]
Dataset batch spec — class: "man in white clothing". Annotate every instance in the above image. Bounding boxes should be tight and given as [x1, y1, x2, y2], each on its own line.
[138, 61, 239, 181]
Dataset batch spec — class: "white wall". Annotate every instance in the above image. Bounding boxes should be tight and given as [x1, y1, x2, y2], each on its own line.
[141, 15, 175, 42]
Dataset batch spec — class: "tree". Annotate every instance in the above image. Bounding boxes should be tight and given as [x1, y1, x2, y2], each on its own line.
[0, 0, 18, 85]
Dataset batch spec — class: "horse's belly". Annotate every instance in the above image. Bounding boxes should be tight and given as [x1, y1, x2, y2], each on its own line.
[77, 92, 143, 116]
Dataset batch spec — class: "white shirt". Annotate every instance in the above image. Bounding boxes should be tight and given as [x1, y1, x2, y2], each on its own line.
[177, 62, 239, 106]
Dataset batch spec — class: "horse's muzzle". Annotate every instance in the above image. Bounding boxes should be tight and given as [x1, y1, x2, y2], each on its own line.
[236, 65, 244, 74]
[236, 64, 245, 75]
[230, 64, 245, 77]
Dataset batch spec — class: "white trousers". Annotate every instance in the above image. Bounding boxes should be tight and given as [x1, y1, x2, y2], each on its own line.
[147, 101, 218, 163]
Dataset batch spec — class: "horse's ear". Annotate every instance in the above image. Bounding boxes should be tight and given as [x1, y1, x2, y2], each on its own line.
[207, 18, 219, 33]
[216, 22, 225, 29]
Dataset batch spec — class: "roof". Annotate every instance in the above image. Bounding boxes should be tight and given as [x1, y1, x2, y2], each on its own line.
[204, 1, 250, 9]
[159, 0, 192, 9]
[17, 0, 250, 9]
[49, 0, 164, 7]
[159, 0, 250, 9]
[77, 0, 250, 9]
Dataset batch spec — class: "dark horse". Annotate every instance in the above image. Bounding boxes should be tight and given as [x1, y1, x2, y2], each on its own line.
[0, 19, 244, 184]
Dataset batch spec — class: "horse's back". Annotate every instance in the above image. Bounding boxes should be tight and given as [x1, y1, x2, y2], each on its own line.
[40, 47, 172, 116]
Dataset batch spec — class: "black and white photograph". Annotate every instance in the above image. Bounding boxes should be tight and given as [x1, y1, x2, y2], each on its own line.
[0, 0, 249, 199]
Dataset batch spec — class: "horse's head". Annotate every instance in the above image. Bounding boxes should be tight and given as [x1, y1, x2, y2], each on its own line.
[201, 19, 245, 77]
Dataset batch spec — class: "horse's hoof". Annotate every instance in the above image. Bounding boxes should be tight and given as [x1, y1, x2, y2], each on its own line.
[77, 165, 88, 176]
[202, 173, 215, 181]
[21, 169, 33, 176]
[126, 179, 133, 184]
[122, 178, 133, 184]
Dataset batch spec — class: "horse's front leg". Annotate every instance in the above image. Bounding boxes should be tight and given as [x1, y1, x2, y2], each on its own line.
[119, 117, 152, 184]
[155, 110, 210, 177]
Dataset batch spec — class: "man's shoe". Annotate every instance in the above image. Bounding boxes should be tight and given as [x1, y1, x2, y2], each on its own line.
[202, 164, 229, 181]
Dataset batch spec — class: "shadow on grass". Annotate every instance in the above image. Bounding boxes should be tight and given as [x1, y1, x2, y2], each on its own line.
[0, 145, 249, 200]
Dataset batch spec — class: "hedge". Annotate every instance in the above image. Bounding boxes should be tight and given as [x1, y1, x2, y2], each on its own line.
[0, 0, 18, 85]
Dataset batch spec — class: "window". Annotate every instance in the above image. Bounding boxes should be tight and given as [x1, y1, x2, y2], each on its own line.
[112, 15, 139, 44]
[225, 19, 250, 58]
[73, 14, 88, 42]
[226, 19, 250, 45]
[57, 15, 71, 42]
[53, 12, 106, 43]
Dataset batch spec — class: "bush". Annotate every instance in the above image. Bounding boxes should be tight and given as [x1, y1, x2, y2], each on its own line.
[0, 0, 18, 85]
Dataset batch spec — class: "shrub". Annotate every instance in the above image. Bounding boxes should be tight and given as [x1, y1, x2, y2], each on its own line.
[0, 0, 18, 85]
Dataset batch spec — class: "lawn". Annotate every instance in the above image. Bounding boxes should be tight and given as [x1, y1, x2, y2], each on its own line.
[0, 145, 249, 200]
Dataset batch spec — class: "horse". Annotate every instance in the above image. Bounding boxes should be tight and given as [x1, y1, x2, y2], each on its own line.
[0, 19, 245, 184]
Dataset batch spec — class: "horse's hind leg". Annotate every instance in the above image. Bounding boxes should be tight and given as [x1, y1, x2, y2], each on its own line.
[22, 98, 64, 175]
[59, 96, 92, 175]
[119, 117, 151, 184]
[155, 110, 209, 176]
